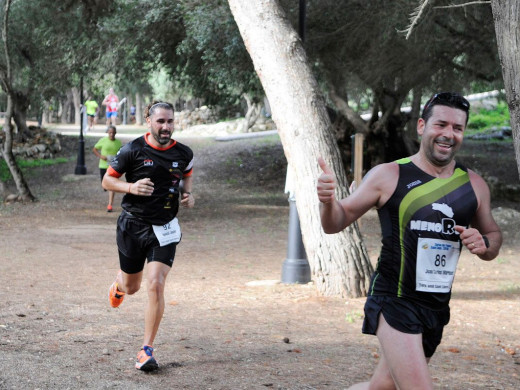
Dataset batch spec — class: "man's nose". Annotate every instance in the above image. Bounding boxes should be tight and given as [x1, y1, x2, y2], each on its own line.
[441, 125, 455, 138]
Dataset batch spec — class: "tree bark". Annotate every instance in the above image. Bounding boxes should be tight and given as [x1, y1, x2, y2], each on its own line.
[12, 90, 30, 142]
[491, 0, 520, 180]
[241, 93, 261, 132]
[328, 86, 369, 135]
[0, 0, 34, 202]
[228, 0, 373, 297]
[72, 87, 81, 126]
[61, 89, 73, 124]
[41, 100, 50, 125]
[1, 95, 35, 202]
[136, 92, 143, 126]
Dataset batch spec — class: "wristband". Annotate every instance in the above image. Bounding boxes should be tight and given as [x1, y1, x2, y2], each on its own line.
[482, 235, 490, 249]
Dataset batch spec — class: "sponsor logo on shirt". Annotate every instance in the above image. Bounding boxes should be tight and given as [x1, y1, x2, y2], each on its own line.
[409, 204, 457, 234]
[144, 159, 153, 166]
[432, 203, 454, 218]
[407, 180, 422, 189]
[172, 162, 179, 168]
[410, 218, 456, 235]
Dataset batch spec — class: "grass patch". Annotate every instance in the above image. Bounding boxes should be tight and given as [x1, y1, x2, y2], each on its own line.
[500, 283, 520, 293]
[0, 157, 71, 181]
[467, 101, 510, 134]
[345, 310, 364, 323]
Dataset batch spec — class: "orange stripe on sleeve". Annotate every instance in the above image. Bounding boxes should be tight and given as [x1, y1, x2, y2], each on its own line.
[107, 166, 123, 178]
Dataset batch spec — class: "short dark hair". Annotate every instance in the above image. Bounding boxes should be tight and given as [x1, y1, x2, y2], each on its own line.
[421, 92, 470, 124]
[144, 101, 174, 119]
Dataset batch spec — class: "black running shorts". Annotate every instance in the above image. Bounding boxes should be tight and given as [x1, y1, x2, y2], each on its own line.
[99, 168, 107, 182]
[362, 295, 450, 357]
[116, 211, 178, 274]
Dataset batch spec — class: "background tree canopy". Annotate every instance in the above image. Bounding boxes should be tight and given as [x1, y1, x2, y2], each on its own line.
[0, 0, 504, 166]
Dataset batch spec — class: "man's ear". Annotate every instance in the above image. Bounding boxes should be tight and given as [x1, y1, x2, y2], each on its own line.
[417, 118, 425, 137]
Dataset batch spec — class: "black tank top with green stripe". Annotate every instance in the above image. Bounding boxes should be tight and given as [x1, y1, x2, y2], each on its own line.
[369, 158, 478, 310]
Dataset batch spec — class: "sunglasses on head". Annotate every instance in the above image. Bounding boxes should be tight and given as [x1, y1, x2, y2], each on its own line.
[423, 92, 470, 113]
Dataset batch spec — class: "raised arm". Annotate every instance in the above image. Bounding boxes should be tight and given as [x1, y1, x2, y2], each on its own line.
[317, 157, 396, 234]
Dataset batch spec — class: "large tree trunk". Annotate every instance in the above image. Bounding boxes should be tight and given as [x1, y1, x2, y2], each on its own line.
[328, 86, 370, 135]
[136, 92, 143, 126]
[405, 87, 422, 141]
[228, 0, 373, 297]
[491, 0, 520, 180]
[241, 93, 262, 132]
[41, 100, 51, 126]
[1, 95, 35, 202]
[12, 90, 30, 142]
[72, 87, 81, 126]
[60, 90, 73, 124]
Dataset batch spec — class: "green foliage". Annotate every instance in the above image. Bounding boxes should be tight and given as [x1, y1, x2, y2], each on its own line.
[0, 157, 70, 181]
[0, 0, 116, 117]
[278, 0, 502, 124]
[175, 1, 262, 107]
[0, 0, 506, 129]
[345, 310, 363, 323]
[467, 101, 511, 131]
[149, 68, 179, 102]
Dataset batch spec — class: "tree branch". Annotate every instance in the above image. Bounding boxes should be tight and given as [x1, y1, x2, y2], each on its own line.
[402, 0, 432, 40]
[435, 1, 491, 9]
[402, 0, 491, 39]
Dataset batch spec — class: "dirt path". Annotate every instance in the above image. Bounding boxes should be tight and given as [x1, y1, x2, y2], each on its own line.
[0, 134, 518, 389]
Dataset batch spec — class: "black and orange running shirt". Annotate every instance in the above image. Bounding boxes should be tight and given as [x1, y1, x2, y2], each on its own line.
[369, 158, 478, 310]
[107, 133, 194, 225]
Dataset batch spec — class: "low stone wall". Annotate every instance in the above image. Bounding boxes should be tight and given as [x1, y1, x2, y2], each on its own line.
[486, 175, 520, 203]
[174, 106, 219, 130]
[1, 127, 62, 159]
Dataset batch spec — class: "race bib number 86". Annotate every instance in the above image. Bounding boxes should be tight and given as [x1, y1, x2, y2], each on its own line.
[416, 238, 460, 293]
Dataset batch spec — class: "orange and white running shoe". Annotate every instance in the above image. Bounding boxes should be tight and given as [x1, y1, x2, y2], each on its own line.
[135, 345, 158, 371]
[108, 275, 125, 308]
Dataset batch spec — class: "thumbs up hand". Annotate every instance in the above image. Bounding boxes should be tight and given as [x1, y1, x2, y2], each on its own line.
[317, 157, 336, 204]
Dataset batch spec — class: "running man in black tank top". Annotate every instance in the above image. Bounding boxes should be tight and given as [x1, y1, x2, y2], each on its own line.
[317, 92, 502, 390]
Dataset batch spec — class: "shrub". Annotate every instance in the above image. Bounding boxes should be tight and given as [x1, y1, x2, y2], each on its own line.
[468, 101, 510, 131]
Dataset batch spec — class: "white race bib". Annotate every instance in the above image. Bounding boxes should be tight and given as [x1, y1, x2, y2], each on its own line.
[416, 237, 460, 293]
[152, 218, 181, 246]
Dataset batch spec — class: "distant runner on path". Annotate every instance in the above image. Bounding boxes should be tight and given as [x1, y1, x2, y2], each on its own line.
[102, 88, 119, 126]
[92, 125, 122, 212]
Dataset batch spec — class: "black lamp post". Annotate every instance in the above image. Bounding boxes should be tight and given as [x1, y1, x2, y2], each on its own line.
[74, 76, 87, 175]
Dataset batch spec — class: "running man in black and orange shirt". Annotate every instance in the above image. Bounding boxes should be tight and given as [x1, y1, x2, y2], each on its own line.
[103, 101, 194, 372]
[317, 92, 502, 389]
